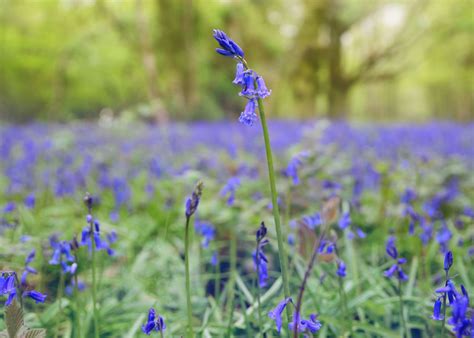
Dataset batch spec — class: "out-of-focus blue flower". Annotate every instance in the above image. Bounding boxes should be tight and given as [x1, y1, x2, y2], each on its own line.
[337, 260, 346, 278]
[288, 312, 322, 334]
[141, 308, 166, 335]
[268, 297, 292, 333]
[65, 279, 86, 296]
[49, 237, 75, 272]
[384, 237, 408, 281]
[338, 212, 351, 230]
[238, 98, 258, 126]
[401, 188, 417, 204]
[302, 212, 322, 230]
[356, 227, 366, 239]
[21, 249, 37, 286]
[3, 202, 15, 213]
[213, 29, 244, 58]
[436, 222, 452, 253]
[210, 251, 217, 266]
[195, 221, 215, 249]
[431, 298, 444, 321]
[220, 177, 240, 205]
[285, 152, 309, 185]
[463, 206, 474, 219]
[23, 290, 47, 303]
[24, 193, 35, 209]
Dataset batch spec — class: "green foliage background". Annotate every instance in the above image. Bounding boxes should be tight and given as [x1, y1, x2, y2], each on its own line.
[0, 0, 472, 122]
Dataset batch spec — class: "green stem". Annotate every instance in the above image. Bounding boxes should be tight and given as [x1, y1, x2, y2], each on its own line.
[226, 231, 237, 337]
[337, 276, 352, 335]
[214, 252, 220, 303]
[440, 271, 448, 338]
[54, 269, 65, 338]
[185, 217, 194, 338]
[398, 278, 408, 338]
[256, 96, 291, 322]
[256, 245, 263, 338]
[73, 267, 81, 338]
[91, 228, 100, 338]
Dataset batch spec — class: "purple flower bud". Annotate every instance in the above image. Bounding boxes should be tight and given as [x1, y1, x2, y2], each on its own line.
[444, 251, 453, 272]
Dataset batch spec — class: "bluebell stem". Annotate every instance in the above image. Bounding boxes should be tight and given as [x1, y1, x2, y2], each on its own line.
[84, 192, 100, 338]
[254, 222, 268, 336]
[184, 181, 204, 338]
[383, 236, 408, 337]
[142, 308, 166, 337]
[214, 28, 291, 325]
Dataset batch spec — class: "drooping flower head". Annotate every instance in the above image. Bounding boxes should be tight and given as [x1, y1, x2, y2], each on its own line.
[288, 312, 322, 334]
[185, 181, 204, 218]
[431, 298, 444, 321]
[141, 308, 166, 335]
[383, 236, 408, 281]
[268, 297, 292, 333]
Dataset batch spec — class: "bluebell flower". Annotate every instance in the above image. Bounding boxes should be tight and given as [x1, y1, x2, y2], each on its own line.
[338, 212, 351, 230]
[65, 279, 86, 296]
[401, 188, 417, 204]
[23, 290, 47, 303]
[3, 202, 16, 213]
[356, 227, 366, 239]
[285, 152, 309, 185]
[185, 181, 204, 218]
[436, 222, 452, 253]
[463, 206, 474, 219]
[233, 62, 245, 85]
[210, 251, 218, 266]
[384, 237, 408, 281]
[24, 193, 35, 209]
[49, 237, 75, 271]
[220, 177, 240, 205]
[302, 212, 322, 230]
[436, 280, 457, 304]
[288, 312, 322, 334]
[431, 298, 444, 320]
[337, 260, 346, 278]
[21, 249, 37, 286]
[256, 76, 271, 98]
[268, 297, 292, 333]
[195, 221, 215, 249]
[0, 273, 17, 306]
[142, 308, 166, 335]
[240, 71, 256, 97]
[238, 98, 258, 126]
[444, 251, 453, 272]
[213, 29, 244, 58]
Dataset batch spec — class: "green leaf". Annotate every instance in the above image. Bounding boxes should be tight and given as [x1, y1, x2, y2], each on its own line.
[5, 300, 24, 338]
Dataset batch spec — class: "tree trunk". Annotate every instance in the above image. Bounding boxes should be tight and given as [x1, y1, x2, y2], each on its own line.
[135, 0, 168, 124]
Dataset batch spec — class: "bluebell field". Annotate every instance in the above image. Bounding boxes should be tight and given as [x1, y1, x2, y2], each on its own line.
[1, 120, 473, 337]
[1, 29, 474, 338]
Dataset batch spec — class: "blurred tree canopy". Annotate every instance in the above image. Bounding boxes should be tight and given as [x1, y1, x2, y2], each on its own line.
[0, 0, 472, 122]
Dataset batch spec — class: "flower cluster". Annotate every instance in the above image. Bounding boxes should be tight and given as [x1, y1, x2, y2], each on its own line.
[213, 29, 271, 126]
[80, 217, 116, 256]
[383, 236, 408, 281]
[0, 271, 47, 306]
[268, 297, 322, 335]
[49, 235, 77, 273]
[21, 249, 37, 286]
[142, 308, 166, 335]
[185, 181, 204, 218]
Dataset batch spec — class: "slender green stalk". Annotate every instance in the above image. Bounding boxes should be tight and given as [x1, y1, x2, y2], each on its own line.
[238, 57, 291, 322]
[54, 265, 65, 338]
[214, 252, 220, 303]
[91, 231, 100, 338]
[73, 268, 82, 338]
[226, 231, 237, 337]
[398, 278, 408, 338]
[256, 96, 291, 321]
[440, 271, 448, 338]
[337, 276, 352, 335]
[255, 245, 263, 337]
[184, 217, 194, 338]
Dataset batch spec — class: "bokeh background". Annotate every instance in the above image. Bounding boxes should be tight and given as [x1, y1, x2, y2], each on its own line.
[1, 0, 473, 123]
